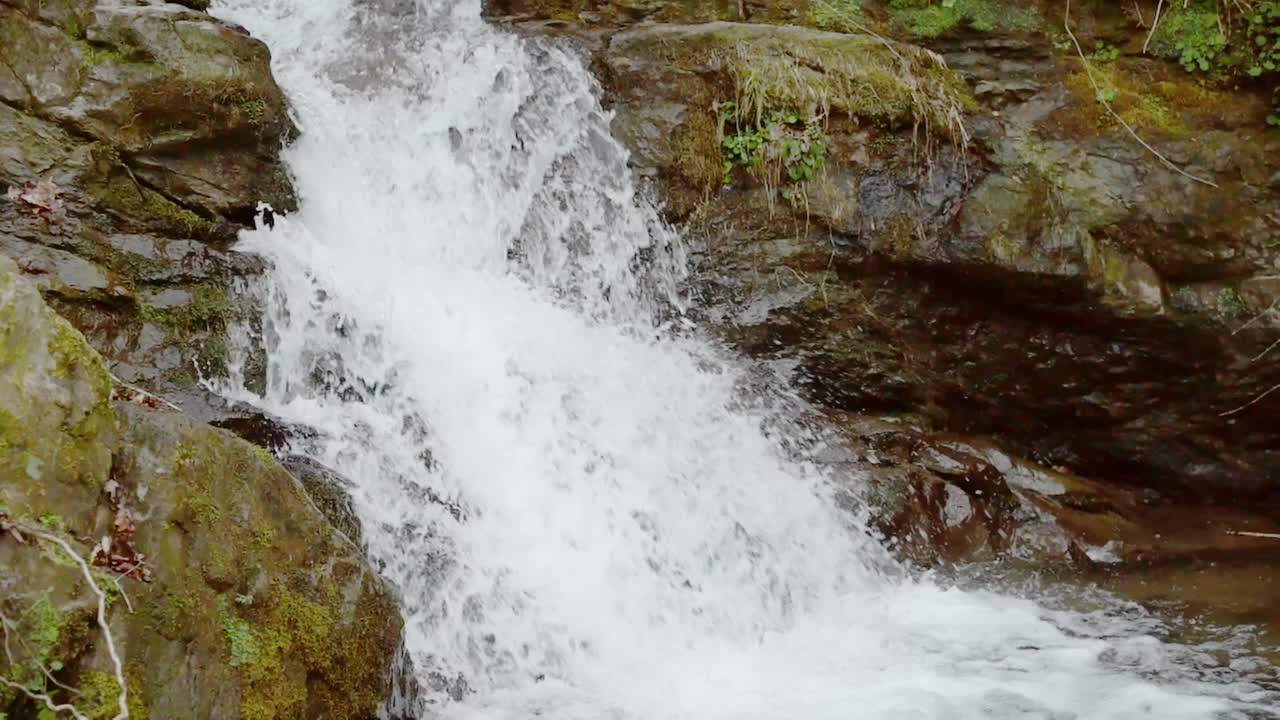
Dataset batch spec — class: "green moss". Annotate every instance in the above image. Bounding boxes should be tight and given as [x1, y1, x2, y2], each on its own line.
[140, 285, 231, 334]
[672, 107, 724, 199]
[810, 0, 863, 29]
[163, 368, 198, 387]
[220, 599, 262, 668]
[726, 31, 974, 137]
[85, 147, 216, 239]
[47, 319, 113, 401]
[60, 14, 86, 41]
[1059, 64, 1195, 138]
[80, 670, 147, 720]
[234, 588, 335, 720]
[888, 0, 1040, 38]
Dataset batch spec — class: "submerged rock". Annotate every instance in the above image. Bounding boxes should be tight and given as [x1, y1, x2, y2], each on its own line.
[0, 256, 403, 718]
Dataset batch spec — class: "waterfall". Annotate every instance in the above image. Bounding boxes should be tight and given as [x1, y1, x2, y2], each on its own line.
[210, 0, 1270, 717]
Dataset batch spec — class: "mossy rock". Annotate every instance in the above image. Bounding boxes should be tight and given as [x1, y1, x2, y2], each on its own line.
[0, 258, 402, 719]
[604, 21, 974, 214]
[0, 255, 115, 530]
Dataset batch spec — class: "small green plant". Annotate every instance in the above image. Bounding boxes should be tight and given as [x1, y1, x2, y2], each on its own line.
[235, 593, 255, 607]
[720, 103, 828, 197]
[1245, 0, 1280, 125]
[1150, 2, 1227, 72]
[1216, 286, 1245, 320]
[38, 513, 62, 530]
[1090, 41, 1120, 63]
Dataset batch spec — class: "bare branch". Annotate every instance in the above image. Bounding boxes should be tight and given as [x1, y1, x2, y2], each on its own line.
[0, 677, 91, 720]
[8, 525, 131, 720]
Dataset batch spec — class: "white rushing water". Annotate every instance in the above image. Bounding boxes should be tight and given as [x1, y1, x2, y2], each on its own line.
[210, 0, 1274, 717]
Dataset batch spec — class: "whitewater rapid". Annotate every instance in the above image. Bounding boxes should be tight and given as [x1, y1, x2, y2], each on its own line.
[210, 0, 1274, 717]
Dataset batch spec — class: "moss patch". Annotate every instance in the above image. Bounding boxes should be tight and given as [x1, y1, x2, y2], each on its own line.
[887, 0, 1041, 38]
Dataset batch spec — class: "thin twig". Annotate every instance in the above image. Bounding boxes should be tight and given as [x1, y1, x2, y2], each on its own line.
[1143, 0, 1166, 53]
[1065, 0, 1218, 188]
[1227, 530, 1280, 539]
[1220, 381, 1280, 417]
[1251, 335, 1280, 363]
[1232, 298, 1279, 336]
[0, 678, 90, 720]
[108, 373, 180, 412]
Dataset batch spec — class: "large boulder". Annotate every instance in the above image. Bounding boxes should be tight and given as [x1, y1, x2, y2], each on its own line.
[0, 256, 403, 719]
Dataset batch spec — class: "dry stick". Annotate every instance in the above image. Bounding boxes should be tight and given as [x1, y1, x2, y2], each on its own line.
[1251, 334, 1280, 362]
[1143, 0, 1166, 53]
[109, 373, 181, 412]
[16, 526, 130, 720]
[1227, 530, 1280, 539]
[1220, 381, 1280, 417]
[1064, 0, 1218, 188]
[1232, 297, 1279, 335]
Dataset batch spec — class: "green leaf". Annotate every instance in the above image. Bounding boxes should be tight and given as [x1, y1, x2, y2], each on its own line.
[1249, 65, 1265, 76]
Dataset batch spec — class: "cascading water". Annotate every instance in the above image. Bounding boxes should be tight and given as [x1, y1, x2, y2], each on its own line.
[210, 0, 1276, 717]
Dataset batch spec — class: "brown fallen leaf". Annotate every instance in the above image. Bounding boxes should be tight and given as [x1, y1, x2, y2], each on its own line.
[5, 178, 67, 226]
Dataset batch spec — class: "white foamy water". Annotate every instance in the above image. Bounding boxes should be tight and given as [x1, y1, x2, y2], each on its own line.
[210, 0, 1275, 717]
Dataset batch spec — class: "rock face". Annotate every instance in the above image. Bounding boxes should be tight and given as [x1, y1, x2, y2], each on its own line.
[504, 0, 1280, 505]
[494, 0, 1280, 659]
[0, 0, 294, 424]
[0, 255, 402, 719]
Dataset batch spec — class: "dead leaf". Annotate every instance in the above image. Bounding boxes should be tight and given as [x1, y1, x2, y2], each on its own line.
[5, 178, 67, 225]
